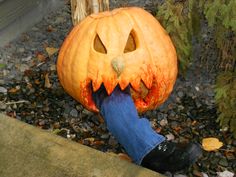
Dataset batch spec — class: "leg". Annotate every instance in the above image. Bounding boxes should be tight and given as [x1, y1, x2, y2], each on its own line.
[93, 85, 202, 172]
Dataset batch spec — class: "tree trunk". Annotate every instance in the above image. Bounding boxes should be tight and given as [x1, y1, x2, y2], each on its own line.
[70, 0, 109, 25]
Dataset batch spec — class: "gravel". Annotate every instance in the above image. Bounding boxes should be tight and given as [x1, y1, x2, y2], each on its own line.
[0, 1, 235, 176]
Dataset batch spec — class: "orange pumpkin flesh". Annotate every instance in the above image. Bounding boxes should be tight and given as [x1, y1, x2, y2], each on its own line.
[57, 7, 177, 113]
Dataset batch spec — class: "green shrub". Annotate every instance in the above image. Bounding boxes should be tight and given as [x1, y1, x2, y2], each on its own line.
[215, 72, 236, 137]
[155, 0, 195, 74]
[155, 0, 236, 137]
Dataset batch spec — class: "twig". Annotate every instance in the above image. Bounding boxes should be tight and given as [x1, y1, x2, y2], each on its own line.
[5, 100, 30, 105]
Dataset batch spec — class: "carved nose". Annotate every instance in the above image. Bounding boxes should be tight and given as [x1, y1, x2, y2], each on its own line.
[111, 56, 125, 77]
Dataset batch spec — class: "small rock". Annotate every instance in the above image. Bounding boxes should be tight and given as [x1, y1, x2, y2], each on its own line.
[22, 56, 32, 62]
[217, 170, 234, 177]
[17, 47, 25, 53]
[53, 122, 60, 129]
[170, 121, 179, 129]
[76, 104, 83, 112]
[108, 136, 118, 146]
[195, 86, 200, 91]
[159, 118, 168, 127]
[12, 103, 17, 109]
[174, 175, 188, 177]
[201, 172, 209, 177]
[166, 133, 175, 141]
[101, 134, 110, 139]
[0, 102, 7, 109]
[70, 108, 78, 117]
[18, 64, 29, 72]
[157, 112, 167, 121]
[177, 105, 184, 111]
[232, 140, 236, 146]
[32, 27, 39, 31]
[82, 122, 93, 132]
[82, 109, 93, 116]
[50, 64, 56, 71]
[90, 115, 100, 126]
[38, 119, 46, 126]
[177, 91, 184, 98]
[99, 124, 107, 131]
[218, 158, 229, 167]
[0, 86, 7, 94]
[0, 80, 5, 84]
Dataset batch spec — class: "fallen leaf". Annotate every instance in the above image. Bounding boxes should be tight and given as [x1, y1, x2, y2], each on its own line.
[91, 140, 104, 146]
[155, 127, 162, 133]
[84, 137, 95, 142]
[34, 79, 41, 85]
[36, 53, 46, 62]
[118, 153, 132, 162]
[173, 126, 182, 132]
[202, 138, 223, 151]
[46, 47, 58, 57]
[8, 87, 20, 93]
[52, 129, 63, 135]
[98, 115, 105, 123]
[191, 120, 197, 126]
[44, 73, 52, 88]
[47, 25, 54, 32]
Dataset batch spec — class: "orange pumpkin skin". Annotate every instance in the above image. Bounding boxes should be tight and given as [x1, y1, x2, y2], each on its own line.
[57, 7, 177, 113]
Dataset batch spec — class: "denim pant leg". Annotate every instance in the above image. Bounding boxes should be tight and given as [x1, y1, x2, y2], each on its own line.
[100, 90, 165, 164]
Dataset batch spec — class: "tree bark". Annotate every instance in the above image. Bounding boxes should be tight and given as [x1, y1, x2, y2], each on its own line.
[70, 0, 109, 25]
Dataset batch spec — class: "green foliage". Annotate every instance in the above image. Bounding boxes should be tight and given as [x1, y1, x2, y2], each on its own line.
[203, 0, 236, 31]
[0, 63, 6, 68]
[155, 0, 236, 136]
[156, 0, 194, 74]
[202, 0, 236, 71]
[203, 0, 236, 137]
[215, 72, 236, 138]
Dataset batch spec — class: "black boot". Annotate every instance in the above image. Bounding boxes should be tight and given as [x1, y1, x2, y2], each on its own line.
[141, 141, 202, 173]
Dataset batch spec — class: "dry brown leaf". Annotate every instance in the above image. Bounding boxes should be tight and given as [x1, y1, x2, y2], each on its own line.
[47, 25, 54, 32]
[8, 87, 20, 93]
[118, 153, 132, 162]
[44, 73, 52, 88]
[91, 140, 104, 146]
[202, 138, 223, 151]
[46, 47, 58, 57]
[36, 53, 46, 61]
[34, 79, 41, 85]
[84, 137, 95, 142]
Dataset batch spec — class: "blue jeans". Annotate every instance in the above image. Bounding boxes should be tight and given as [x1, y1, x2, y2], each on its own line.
[100, 87, 165, 164]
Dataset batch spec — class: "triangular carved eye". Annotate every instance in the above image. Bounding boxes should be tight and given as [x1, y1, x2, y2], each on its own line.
[94, 34, 107, 54]
[124, 30, 136, 53]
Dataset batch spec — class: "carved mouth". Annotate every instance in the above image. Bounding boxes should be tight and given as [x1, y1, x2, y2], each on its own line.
[84, 77, 153, 113]
[92, 79, 150, 98]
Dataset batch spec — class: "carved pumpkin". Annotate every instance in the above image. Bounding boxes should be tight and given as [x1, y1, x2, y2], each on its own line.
[57, 7, 177, 112]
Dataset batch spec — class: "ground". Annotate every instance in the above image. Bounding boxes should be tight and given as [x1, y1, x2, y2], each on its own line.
[0, 2, 235, 177]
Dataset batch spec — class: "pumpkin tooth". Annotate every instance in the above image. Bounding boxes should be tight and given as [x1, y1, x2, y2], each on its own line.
[119, 78, 130, 90]
[131, 77, 141, 91]
[141, 72, 153, 89]
[92, 79, 102, 92]
[103, 78, 117, 95]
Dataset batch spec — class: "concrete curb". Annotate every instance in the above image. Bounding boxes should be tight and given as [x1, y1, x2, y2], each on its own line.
[0, 113, 164, 177]
[0, 0, 64, 47]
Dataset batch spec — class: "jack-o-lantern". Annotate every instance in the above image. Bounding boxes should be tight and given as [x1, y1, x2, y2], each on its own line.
[57, 7, 177, 112]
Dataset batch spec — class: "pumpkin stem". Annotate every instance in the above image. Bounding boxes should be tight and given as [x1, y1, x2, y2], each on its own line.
[70, 0, 110, 25]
